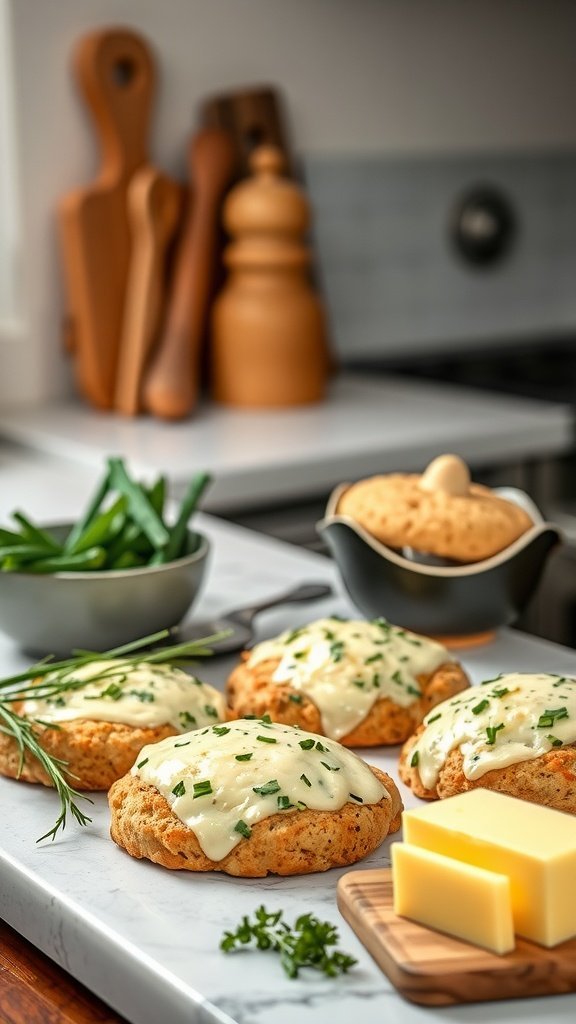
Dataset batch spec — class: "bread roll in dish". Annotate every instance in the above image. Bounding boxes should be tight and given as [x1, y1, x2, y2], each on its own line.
[108, 717, 402, 876]
[225, 617, 469, 746]
[0, 660, 226, 791]
[400, 672, 576, 813]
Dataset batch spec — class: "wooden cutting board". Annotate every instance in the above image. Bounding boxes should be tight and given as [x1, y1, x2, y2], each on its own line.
[59, 28, 155, 410]
[337, 868, 576, 1006]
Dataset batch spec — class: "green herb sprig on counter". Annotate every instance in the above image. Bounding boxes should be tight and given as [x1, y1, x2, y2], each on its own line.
[0, 628, 226, 843]
[0, 458, 211, 573]
[220, 905, 357, 979]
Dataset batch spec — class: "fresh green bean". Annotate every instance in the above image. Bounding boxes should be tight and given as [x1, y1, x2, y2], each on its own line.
[66, 496, 127, 555]
[11, 513, 62, 553]
[107, 458, 170, 550]
[63, 471, 111, 553]
[164, 472, 212, 562]
[20, 548, 107, 573]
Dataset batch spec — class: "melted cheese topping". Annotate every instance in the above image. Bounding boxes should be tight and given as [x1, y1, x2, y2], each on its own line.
[411, 672, 576, 788]
[133, 717, 387, 861]
[247, 617, 449, 740]
[21, 659, 225, 731]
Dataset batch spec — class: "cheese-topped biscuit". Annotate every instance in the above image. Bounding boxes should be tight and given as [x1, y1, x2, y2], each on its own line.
[337, 456, 533, 563]
[0, 659, 226, 791]
[226, 617, 470, 746]
[109, 717, 402, 876]
[400, 672, 576, 813]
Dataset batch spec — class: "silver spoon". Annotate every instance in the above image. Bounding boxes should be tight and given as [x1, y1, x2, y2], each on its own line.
[174, 582, 333, 654]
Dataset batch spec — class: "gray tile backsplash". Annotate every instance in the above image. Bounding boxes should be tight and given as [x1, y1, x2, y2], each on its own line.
[303, 152, 576, 359]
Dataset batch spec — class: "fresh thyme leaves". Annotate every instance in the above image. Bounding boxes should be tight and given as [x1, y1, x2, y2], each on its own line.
[0, 704, 93, 843]
[220, 905, 357, 979]
[0, 628, 225, 843]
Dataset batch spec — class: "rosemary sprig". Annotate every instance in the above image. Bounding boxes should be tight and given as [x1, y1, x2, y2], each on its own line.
[220, 905, 357, 979]
[0, 628, 227, 843]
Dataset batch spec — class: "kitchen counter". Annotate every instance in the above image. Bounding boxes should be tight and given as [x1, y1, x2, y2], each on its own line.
[0, 373, 573, 511]
[1, 452, 576, 1024]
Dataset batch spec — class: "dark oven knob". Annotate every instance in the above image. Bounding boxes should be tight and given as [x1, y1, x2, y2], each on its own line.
[451, 186, 516, 267]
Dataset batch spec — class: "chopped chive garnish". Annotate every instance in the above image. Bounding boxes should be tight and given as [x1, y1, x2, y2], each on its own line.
[277, 795, 293, 810]
[537, 707, 569, 729]
[204, 704, 218, 719]
[234, 820, 252, 839]
[315, 741, 327, 752]
[547, 734, 563, 747]
[491, 687, 510, 698]
[364, 653, 383, 664]
[300, 774, 311, 787]
[486, 723, 504, 745]
[257, 734, 277, 744]
[320, 761, 340, 772]
[137, 757, 149, 769]
[192, 780, 213, 799]
[329, 640, 345, 663]
[426, 713, 441, 724]
[410, 750, 419, 767]
[235, 753, 253, 761]
[472, 699, 490, 715]
[179, 711, 197, 728]
[172, 780, 186, 797]
[212, 726, 230, 736]
[253, 779, 281, 796]
[299, 739, 315, 750]
[296, 801, 308, 811]
[174, 740, 191, 748]
[289, 694, 303, 704]
[349, 793, 363, 803]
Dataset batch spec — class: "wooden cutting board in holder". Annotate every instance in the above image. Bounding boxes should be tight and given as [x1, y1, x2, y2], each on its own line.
[59, 27, 156, 410]
[337, 868, 576, 1006]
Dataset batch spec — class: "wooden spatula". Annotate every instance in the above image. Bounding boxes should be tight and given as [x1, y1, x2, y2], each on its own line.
[114, 169, 182, 416]
[59, 28, 155, 409]
[143, 128, 236, 420]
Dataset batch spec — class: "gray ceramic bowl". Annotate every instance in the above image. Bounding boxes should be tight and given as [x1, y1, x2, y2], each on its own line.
[0, 525, 210, 656]
[317, 485, 562, 638]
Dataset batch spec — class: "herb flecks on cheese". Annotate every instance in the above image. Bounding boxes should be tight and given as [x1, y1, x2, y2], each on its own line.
[21, 659, 225, 731]
[410, 672, 576, 788]
[133, 718, 387, 861]
[247, 618, 449, 739]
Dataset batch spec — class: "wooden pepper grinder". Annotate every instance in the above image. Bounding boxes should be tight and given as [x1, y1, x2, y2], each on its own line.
[211, 145, 329, 407]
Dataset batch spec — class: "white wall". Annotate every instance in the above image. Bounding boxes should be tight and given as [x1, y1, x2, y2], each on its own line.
[3, 0, 576, 405]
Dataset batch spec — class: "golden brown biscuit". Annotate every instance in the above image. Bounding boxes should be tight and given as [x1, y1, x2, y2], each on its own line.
[399, 671, 576, 813]
[0, 717, 176, 791]
[337, 470, 532, 562]
[0, 659, 226, 791]
[226, 656, 469, 746]
[400, 731, 576, 814]
[109, 765, 402, 877]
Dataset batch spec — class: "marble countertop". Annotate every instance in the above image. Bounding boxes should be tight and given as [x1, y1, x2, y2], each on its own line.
[0, 373, 572, 510]
[1, 482, 576, 1022]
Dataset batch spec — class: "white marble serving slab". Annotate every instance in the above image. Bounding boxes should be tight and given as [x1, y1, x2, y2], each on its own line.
[2, 514, 576, 1024]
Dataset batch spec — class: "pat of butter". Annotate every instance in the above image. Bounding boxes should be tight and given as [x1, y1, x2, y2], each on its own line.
[403, 790, 576, 947]
[391, 842, 515, 954]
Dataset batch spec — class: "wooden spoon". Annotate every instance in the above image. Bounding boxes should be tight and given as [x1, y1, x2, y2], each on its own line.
[143, 127, 236, 420]
[114, 169, 182, 416]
